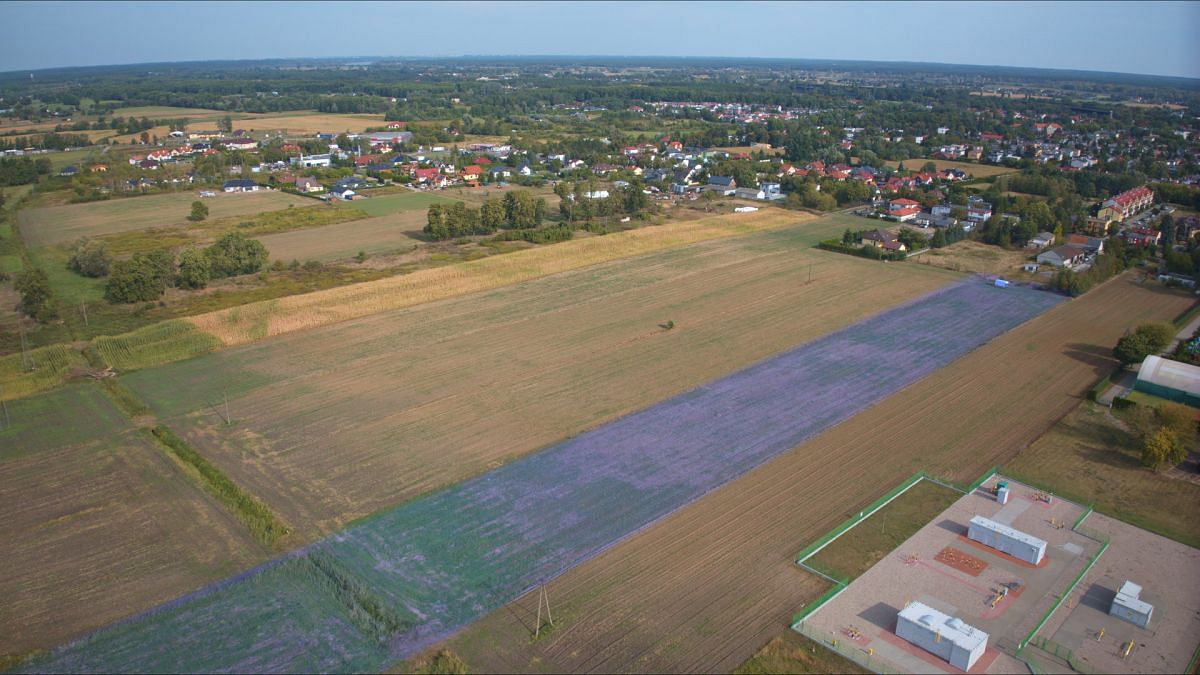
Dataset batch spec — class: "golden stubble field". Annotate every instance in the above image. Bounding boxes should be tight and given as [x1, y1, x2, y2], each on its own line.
[132, 223, 960, 538]
[18, 190, 314, 248]
[434, 275, 1195, 674]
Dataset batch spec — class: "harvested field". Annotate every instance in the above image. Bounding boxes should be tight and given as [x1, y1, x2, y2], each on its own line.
[438, 275, 1195, 674]
[127, 224, 958, 536]
[909, 240, 1041, 280]
[18, 190, 312, 248]
[184, 208, 818, 347]
[257, 213, 424, 262]
[343, 191, 456, 217]
[28, 278, 1059, 672]
[884, 158, 1016, 178]
[734, 632, 867, 675]
[109, 106, 226, 119]
[0, 385, 264, 660]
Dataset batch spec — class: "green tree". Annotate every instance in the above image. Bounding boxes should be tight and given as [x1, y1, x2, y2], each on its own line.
[205, 232, 268, 278]
[930, 228, 948, 248]
[105, 253, 170, 303]
[67, 238, 112, 277]
[479, 198, 506, 230]
[176, 247, 211, 290]
[1114, 322, 1176, 366]
[188, 200, 209, 222]
[1141, 427, 1186, 470]
[14, 268, 55, 321]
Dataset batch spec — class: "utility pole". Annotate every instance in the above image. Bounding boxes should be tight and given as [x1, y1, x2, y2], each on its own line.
[534, 585, 554, 639]
[80, 300, 89, 327]
[223, 390, 231, 426]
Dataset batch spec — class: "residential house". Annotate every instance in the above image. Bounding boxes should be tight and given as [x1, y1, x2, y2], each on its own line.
[221, 138, 259, 151]
[862, 229, 907, 253]
[1027, 231, 1056, 249]
[331, 187, 356, 200]
[1123, 227, 1160, 248]
[582, 190, 610, 199]
[295, 177, 323, 193]
[1066, 234, 1105, 253]
[1098, 185, 1154, 221]
[222, 179, 261, 193]
[488, 166, 512, 180]
[58, 165, 78, 177]
[1036, 244, 1087, 267]
[706, 176, 737, 195]
[912, 212, 958, 229]
[460, 165, 482, 181]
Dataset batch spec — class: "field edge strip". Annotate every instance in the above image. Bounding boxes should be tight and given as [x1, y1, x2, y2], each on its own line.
[145, 425, 291, 548]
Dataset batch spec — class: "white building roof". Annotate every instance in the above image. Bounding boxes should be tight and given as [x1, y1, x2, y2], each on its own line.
[899, 602, 988, 652]
[1114, 581, 1153, 614]
[969, 516, 1048, 550]
[1137, 355, 1200, 397]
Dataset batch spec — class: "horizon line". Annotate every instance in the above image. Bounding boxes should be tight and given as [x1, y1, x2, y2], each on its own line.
[1, 54, 1197, 85]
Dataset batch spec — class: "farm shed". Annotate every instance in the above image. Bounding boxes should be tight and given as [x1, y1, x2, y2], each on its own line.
[967, 516, 1046, 565]
[1109, 580, 1154, 628]
[896, 601, 988, 671]
[1134, 355, 1200, 406]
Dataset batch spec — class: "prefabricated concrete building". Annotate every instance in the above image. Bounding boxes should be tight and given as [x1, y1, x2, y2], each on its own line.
[967, 515, 1047, 565]
[896, 601, 989, 672]
[1109, 580, 1154, 628]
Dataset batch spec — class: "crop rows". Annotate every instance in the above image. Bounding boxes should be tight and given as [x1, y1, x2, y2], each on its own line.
[24, 278, 1062, 672]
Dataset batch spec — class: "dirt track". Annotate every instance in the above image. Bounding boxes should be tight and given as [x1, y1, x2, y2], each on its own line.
[438, 275, 1195, 673]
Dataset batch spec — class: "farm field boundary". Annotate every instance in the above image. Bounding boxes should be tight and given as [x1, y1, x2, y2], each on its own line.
[21, 277, 1064, 672]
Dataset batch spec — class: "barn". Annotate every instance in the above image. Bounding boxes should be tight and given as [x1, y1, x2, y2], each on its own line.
[1134, 355, 1200, 406]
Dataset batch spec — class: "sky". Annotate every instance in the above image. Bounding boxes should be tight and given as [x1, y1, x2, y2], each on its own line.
[1, 1, 1198, 79]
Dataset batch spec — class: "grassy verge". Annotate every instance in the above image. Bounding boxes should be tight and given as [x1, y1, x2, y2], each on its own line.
[147, 424, 290, 548]
[1005, 401, 1200, 548]
[804, 479, 961, 582]
[735, 632, 866, 675]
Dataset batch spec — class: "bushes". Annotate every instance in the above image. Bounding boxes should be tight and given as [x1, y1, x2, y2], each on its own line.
[14, 268, 56, 321]
[205, 232, 268, 278]
[67, 238, 112, 277]
[1113, 322, 1176, 366]
[148, 425, 288, 547]
[176, 247, 210, 289]
[105, 250, 173, 303]
[493, 225, 573, 244]
[187, 200, 209, 222]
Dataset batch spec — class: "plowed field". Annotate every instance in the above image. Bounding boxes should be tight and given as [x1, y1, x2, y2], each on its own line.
[0, 386, 264, 660]
[438, 275, 1195, 674]
[125, 226, 958, 537]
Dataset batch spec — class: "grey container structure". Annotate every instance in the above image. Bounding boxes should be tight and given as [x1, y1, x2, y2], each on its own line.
[1109, 580, 1154, 628]
[896, 601, 989, 672]
[967, 515, 1047, 565]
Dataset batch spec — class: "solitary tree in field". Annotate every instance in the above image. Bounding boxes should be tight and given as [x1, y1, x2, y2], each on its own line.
[1142, 427, 1186, 470]
[188, 200, 209, 222]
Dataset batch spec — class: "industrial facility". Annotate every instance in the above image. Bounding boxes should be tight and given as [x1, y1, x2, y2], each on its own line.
[967, 516, 1047, 565]
[1109, 580, 1154, 628]
[896, 601, 989, 671]
[1134, 355, 1200, 406]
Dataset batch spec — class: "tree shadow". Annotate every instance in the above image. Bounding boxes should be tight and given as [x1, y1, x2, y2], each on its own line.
[1063, 342, 1119, 380]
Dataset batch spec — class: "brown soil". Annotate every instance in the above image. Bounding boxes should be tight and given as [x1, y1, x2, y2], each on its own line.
[437, 274, 1195, 674]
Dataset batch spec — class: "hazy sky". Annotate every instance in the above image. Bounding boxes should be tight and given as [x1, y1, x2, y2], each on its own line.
[2, 1, 1198, 79]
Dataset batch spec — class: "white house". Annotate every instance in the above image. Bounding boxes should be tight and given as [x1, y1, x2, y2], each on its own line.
[291, 154, 331, 168]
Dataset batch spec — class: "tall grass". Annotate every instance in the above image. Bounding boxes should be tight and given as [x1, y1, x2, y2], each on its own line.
[189, 209, 807, 345]
[300, 551, 413, 642]
[147, 425, 290, 548]
[0, 344, 85, 401]
[93, 320, 223, 371]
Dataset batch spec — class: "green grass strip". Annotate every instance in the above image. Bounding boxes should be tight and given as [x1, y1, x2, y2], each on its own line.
[790, 581, 848, 628]
[93, 320, 223, 372]
[964, 466, 999, 494]
[1186, 639, 1200, 674]
[795, 472, 926, 564]
[147, 424, 289, 548]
